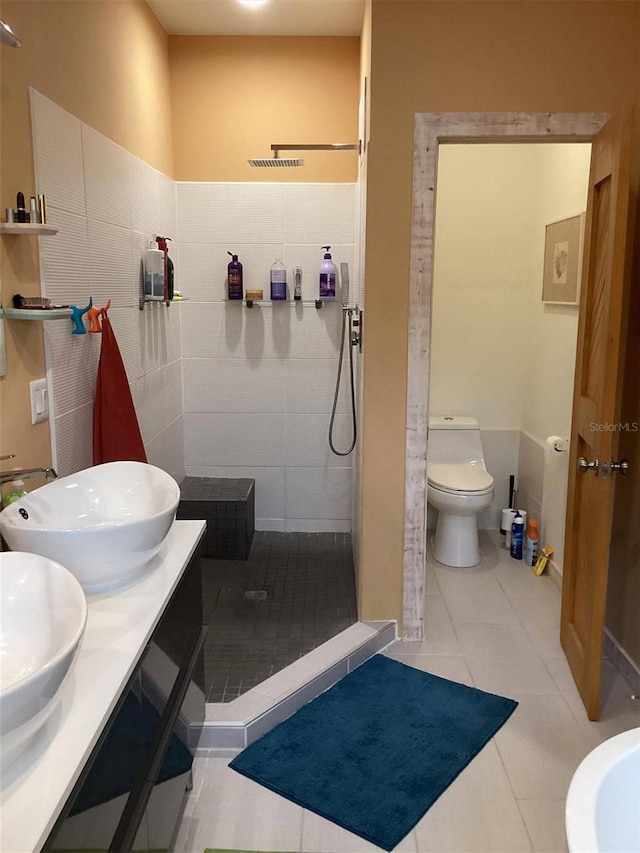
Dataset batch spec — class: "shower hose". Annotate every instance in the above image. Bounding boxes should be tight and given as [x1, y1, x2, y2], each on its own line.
[329, 308, 357, 456]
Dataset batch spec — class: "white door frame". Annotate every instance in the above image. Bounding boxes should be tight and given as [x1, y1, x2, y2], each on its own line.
[402, 111, 609, 640]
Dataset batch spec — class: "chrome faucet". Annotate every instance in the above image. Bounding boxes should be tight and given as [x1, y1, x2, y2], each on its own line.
[0, 455, 57, 486]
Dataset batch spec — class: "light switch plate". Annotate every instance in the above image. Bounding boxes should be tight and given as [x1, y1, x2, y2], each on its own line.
[30, 378, 49, 424]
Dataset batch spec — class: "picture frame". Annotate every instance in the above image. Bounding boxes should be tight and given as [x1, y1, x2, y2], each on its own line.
[542, 213, 585, 305]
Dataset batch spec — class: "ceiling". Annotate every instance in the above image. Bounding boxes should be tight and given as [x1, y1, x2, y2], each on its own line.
[146, 0, 366, 36]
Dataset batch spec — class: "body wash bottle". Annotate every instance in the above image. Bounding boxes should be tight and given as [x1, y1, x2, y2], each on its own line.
[227, 252, 243, 300]
[144, 241, 165, 301]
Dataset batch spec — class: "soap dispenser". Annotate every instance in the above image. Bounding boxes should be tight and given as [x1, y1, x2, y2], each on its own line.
[319, 246, 337, 300]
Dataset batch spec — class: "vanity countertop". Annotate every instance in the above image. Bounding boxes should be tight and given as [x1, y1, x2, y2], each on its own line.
[0, 519, 206, 853]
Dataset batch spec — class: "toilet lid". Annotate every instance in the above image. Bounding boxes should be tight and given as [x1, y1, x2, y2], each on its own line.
[428, 463, 494, 493]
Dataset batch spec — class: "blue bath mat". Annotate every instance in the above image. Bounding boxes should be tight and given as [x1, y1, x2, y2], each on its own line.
[230, 654, 517, 851]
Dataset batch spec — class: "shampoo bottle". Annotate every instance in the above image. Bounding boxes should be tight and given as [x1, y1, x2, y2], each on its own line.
[144, 241, 165, 300]
[227, 252, 244, 300]
[319, 246, 337, 300]
[510, 512, 524, 560]
[2, 478, 26, 509]
[525, 519, 540, 567]
[270, 259, 287, 301]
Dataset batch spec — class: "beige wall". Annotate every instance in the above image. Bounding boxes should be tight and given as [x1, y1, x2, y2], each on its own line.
[0, 0, 172, 474]
[169, 36, 360, 182]
[359, 1, 640, 629]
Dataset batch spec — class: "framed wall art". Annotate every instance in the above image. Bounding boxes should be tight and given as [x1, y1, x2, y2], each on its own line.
[542, 213, 585, 305]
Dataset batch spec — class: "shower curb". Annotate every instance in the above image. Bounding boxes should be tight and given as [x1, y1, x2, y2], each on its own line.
[193, 620, 397, 755]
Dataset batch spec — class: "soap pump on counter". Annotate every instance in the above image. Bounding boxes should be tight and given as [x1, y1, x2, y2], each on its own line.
[319, 246, 337, 300]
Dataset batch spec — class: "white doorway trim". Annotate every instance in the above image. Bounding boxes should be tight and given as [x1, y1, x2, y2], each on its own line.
[403, 111, 609, 640]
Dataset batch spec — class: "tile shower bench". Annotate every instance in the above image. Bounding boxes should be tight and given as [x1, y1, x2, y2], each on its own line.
[177, 477, 255, 560]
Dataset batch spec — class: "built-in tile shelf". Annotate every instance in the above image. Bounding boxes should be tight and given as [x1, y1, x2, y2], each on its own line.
[0, 307, 72, 321]
[0, 223, 58, 236]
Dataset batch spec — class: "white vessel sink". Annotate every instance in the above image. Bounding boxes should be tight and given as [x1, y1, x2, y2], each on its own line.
[0, 462, 180, 593]
[0, 552, 87, 771]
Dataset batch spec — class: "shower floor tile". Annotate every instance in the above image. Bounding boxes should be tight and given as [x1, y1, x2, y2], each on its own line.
[202, 531, 357, 703]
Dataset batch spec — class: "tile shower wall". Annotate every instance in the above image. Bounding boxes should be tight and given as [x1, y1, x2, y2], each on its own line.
[31, 91, 185, 481]
[177, 182, 357, 531]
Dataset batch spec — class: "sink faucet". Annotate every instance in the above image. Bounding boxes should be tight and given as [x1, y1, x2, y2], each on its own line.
[0, 455, 57, 486]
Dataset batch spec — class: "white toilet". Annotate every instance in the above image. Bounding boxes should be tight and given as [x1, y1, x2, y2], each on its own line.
[427, 416, 494, 567]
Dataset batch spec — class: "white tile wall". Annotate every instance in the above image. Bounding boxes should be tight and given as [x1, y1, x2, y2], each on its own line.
[31, 91, 183, 480]
[31, 93, 359, 526]
[179, 183, 358, 529]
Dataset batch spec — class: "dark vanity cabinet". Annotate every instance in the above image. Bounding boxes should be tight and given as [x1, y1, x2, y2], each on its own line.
[43, 547, 206, 853]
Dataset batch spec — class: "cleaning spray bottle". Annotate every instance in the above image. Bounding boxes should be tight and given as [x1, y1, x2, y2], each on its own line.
[227, 252, 243, 300]
[319, 246, 337, 300]
[525, 518, 540, 567]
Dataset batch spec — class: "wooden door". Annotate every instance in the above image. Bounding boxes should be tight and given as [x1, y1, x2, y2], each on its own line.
[561, 111, 635, 721]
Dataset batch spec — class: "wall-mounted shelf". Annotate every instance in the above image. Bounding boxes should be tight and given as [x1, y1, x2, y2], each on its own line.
[0, 307, 72, 321]
[0, 223, 58, 236]
[236, 299, 334, 309]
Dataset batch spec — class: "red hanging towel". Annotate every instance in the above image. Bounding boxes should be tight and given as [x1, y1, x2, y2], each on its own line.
[93, 316, 147, 465]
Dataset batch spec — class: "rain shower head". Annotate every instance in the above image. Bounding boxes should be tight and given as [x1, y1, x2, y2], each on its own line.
[248, 142, 361, 169]
[0, 20, 22, 47]
[249, 154, 304, 168]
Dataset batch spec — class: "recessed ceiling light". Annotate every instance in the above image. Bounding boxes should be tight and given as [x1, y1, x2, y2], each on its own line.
[238, 0, 269, 8]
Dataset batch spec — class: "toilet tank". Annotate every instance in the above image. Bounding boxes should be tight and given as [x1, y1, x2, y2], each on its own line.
[428, 416, 486, 465]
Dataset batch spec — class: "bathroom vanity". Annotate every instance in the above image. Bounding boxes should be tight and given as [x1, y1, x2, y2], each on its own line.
[0, 520, 206, 853]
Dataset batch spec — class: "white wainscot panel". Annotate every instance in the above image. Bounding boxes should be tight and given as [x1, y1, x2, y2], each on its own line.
[478, 429, 521, 529]
[283, 184, 356, 245]
[185, 465, 286, 523]
[184, 413, 285, 467]
[82, 123, 133, 229]
[39, 208, 89, 302]
[44, 323, 100, 418]
[286, 467, 353, 521]
[53, 404, 94, 477]
[285, 414, 354, 468]
[31, 90, 86, 217]
[288, 301, 344, 359]
[177, 183, 284, 245]
[146, 416, 185, 484]
[86, 220, 135, 309]
[285, 358, 351, 414]
[182, 359, 284, 414]
[283, 245, 356, 303]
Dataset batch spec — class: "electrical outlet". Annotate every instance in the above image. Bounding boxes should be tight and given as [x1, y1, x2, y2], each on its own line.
[30, 378, 49, 424]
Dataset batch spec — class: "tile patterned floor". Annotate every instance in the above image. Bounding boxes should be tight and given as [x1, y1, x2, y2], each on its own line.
[202, 532, 357, 702]
[175, 529, 640, 852]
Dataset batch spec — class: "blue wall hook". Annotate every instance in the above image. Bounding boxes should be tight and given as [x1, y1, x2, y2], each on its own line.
[70, 297, 93, 335]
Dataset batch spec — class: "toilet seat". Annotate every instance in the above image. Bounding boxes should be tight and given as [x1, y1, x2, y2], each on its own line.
[428, 463, 494, 495]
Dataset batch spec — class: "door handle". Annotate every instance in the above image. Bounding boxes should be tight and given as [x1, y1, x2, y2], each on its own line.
[599, 459, 630, 478]
[578, 456, 599, 474]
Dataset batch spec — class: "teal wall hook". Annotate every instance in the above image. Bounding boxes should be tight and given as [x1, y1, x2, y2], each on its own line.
[70, 297, 93, 335]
